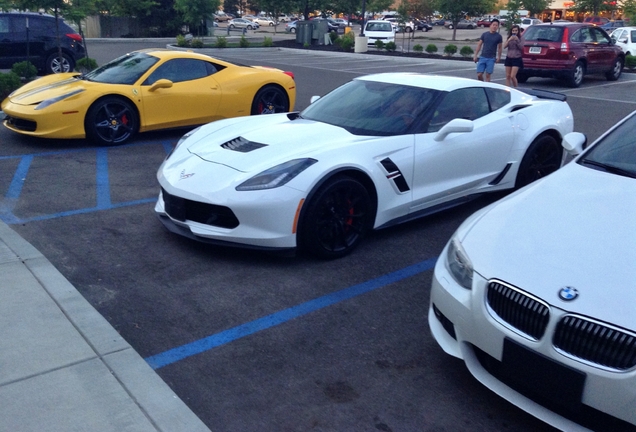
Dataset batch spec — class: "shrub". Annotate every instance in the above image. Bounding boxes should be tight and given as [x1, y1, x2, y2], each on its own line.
[239, 36, 250, 48]
[374, 40, 385, 50]
[215, 36, 228, 48]
[76, 57, 98, 73]
[385, 41, 397, 52]
[425, 44, 438, 54]
[413, 44, 424, 53]
[191, 38, 204, 48]
[335, 31, 355, 51]
[443, 44, 458, 56]
[263, 36, 273, 47]
[459, 46, 474, 58]
[176, 34, 188, 47]
[329, 31, 338, 43]
[303, 42, 310, 48]
[626, 54, 636, 70]
[11, 61, 37, 80]
[0, 72, 22, 100]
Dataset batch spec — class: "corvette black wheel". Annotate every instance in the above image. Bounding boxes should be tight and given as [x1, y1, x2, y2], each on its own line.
[515, 135, 562, 189]
[251, 85, 289, 114]
[299, 176, 373, 259]
[85, 97, 138, 146]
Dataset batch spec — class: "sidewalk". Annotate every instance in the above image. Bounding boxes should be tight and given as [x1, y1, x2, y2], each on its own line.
[0, 220, 210, 432]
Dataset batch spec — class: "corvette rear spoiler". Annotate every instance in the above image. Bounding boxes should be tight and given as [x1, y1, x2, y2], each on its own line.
[519, 88, 567, 102]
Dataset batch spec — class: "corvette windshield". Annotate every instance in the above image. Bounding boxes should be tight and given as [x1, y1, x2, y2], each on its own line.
[83, 52, 160, 85]
[301, 80, 440, 136]
[579, 112, 636, 179]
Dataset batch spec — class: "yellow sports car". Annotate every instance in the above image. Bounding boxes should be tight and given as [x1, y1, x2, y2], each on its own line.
[1, 49, 296, 146]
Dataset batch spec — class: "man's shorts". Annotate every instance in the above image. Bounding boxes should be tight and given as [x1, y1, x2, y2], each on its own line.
[476, 57, 496, 74]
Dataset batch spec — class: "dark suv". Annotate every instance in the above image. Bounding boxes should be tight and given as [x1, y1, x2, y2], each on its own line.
[519, 22, 624, 87]
[0, 12, 85, 74]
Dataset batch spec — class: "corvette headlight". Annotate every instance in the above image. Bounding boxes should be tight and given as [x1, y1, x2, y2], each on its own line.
[236, 158, 317, 191]
[446, 235, 473, 290]
[35, 89, 85, 110]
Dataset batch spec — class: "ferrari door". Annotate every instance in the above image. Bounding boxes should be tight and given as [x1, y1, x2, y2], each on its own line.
[410, 87, 515, 211]
[139, 58, 222, 131]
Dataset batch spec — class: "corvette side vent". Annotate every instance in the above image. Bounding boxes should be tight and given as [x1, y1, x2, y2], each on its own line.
[221, 136, 267, 153]
[380, 158, 410, 193]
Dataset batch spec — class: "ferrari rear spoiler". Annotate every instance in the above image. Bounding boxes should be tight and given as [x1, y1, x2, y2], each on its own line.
[519, 88, 567, 102]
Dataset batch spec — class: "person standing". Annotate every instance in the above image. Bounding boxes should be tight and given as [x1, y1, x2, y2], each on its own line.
[503, 25, 524, 87]
[473, 19, 503, 82]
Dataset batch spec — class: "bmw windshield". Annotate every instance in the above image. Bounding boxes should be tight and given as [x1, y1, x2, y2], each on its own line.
[300, 80, 440, 136]
[83, 52, 160, 85]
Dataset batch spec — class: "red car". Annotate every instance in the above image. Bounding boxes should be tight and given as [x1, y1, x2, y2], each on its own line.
[518, 22, 624, 87]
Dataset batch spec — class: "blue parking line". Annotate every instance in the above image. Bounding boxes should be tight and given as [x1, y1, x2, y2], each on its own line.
[96, 148, 111, 208]
[145, 257, 437, 370]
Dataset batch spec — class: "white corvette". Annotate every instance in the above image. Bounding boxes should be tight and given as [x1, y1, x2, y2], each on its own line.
[155, 73, 573, 258]
[429, 110, 636, 430]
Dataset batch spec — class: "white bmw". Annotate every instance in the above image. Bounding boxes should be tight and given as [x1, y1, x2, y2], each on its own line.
[429, 110, 636, 430]
[155, 73, 573, 258]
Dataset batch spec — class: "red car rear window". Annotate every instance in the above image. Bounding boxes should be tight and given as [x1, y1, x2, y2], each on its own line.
[522, 26, 565, 42]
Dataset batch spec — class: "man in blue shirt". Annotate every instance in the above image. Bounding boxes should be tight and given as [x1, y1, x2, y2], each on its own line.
[473, 19, 503, 82]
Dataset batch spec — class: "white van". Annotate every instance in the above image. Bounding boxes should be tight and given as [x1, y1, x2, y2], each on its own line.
[364, 20, 395, 46]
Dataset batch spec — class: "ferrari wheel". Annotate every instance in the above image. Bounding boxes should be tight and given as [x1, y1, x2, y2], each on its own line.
[85, 97, 138, 146]
[515, 134, 562, 189]
[299, 176, 373, 259]
[46, 52, 74, 74]
[251, 85, 289, 114]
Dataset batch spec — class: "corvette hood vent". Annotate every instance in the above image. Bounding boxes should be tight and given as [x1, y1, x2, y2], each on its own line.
[221, 136, 267, 153]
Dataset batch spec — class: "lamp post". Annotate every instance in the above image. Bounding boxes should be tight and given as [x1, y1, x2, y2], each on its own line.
[360, 0, 366, 36]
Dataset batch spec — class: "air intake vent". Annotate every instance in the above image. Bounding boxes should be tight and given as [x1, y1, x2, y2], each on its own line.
[221, 136, 267, 153]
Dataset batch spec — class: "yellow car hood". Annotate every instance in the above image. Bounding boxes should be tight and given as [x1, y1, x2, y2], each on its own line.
[8, 73, 87, 105]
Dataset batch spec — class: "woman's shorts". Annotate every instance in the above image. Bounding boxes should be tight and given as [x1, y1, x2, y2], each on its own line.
[505, 57, 523, 68]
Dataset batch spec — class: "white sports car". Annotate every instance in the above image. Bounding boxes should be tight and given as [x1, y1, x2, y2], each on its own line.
[429, 111, 636, 430]
[155, 74, 573, 258]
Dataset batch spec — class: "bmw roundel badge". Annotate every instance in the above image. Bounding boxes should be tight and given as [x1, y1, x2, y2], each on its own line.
[558, 286, 579, 301]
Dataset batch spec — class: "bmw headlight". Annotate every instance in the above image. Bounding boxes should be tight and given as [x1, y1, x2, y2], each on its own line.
[35, 89, 85, 110]
[236, 158, 317, 191]
[446, 235, 473, 290]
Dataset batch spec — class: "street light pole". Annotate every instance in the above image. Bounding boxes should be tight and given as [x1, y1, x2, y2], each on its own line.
[360, 0, 366, 36]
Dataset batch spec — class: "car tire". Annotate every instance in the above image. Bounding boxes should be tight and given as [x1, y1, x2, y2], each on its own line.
[290, 28, 296, 33]
[85, 97, 138, 146]
[247, 25, 253, 30]
[251, 85, 289, 114]
[299, 176, 373, 259]
[229, 24, 235, 29]
[448, 24, 453, 29]
[269, 23, 274, 26]
[567, 61, 585, 88]
[46, 52, 74, 74]
[605, 57, 623, 81]
[515, 134, 562, 189]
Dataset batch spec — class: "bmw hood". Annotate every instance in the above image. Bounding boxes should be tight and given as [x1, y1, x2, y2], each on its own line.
[181, 114, 361, 172]
[7, 73, 85, 105]
[460, 162, 636, 328]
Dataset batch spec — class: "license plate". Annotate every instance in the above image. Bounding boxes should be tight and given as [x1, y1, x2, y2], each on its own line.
[529, 46, 541, 54]
[500, 338, 586, 411]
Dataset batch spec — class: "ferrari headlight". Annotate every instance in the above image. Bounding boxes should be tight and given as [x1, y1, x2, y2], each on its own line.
[446, 235, 473, 290]
[236, 158, 317, 191]
[35, 89, 85, 110]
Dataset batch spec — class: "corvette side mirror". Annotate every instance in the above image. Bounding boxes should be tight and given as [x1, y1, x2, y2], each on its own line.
[310, 95, 320, 104]
[434, 118, 474, 141]
[149, 79, 173, 92]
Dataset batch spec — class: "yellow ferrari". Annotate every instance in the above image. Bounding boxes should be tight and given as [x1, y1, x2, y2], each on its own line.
[1, 49, 296, 146]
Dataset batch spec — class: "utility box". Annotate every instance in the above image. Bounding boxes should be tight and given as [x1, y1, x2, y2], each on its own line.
[311, 19, 328, 44]
[296, 21, 312, 45]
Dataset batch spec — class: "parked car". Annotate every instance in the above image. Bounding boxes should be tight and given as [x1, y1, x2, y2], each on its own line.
[364, 20, 395, 46]
[240, 14, 257, 21]
[520, 17, 542, 30]
[476, 18, 493, 27]
[429, 109, 636, 431]
[228, 18, 259, 30]
[432, 18, 446, 26]
[253, 17, 276, 27]
[518, 22, 624, 87]
[583, 15, 609, 25]
[331, 18, 349, 28]
[154, 74, 573, 258]
[445, 19, 477, 29]
[601, 20, 628, 31]
[414, 19, 433, 32]
[1, 50, 296, 146]
[277, 15, 293, 23]
[611, 27, 636, 55]
[285, 20, 298, 33]
[213, 12, 231, 22]
[0, 12, 85, 74]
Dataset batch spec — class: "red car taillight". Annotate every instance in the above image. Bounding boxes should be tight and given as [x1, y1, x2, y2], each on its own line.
[560, 27, 569, 53]
[66, 33, 83, 43]
[283, 71, 295, 80]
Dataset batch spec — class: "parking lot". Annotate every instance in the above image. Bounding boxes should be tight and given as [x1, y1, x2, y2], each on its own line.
[2, 43, 636, 431]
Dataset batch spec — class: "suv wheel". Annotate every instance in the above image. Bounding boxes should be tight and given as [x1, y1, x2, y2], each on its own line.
[605, 57, 623, 81]
[567, 61, 585, 88]
[46, 52, 74, 74]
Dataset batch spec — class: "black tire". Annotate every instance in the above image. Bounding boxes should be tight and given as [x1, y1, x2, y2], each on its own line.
[251, 85, 289, 114]
[229, 24, 235, 29]
[85, 97, 138, 146]
[515, 135, 562, 189]
[247, 25, 253, 30]
[567, 61, 585, 88]
[46, 52, 74, 74]
[299, 176, 373, 259]
[516, 72, 528, 83]
[290, 28, 296, 33]
[605, 57, 623, 81]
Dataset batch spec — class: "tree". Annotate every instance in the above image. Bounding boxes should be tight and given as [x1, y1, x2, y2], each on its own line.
[571, 0, 613, 15]
[367, 0, 394, 15]
[521, 0, 552, 17]
[435, 0, 496, 40]
[622, 0, 636, 20]
[174, 0, 221, 36]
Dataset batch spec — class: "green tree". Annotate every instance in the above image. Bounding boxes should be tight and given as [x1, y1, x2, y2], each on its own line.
[16, 0, 70, 68]
[174, 0, 221, 36]
[623, 0, 636, 20]
[521, 0, 552, 17]
[436, 0, 496, 40]
[572, 0, 613, 15]
[367, 0, 394, 15]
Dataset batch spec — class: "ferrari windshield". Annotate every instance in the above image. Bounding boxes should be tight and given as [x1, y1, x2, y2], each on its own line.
[301, 80, 440, 136]
[83, 52, 160, 85]
[579, 111, 636, 178]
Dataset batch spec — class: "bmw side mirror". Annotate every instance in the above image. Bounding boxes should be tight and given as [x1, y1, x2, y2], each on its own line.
[434, 118, 474, 141]
[562, 132, 586, 156]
